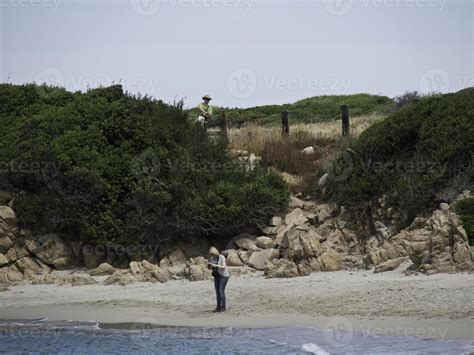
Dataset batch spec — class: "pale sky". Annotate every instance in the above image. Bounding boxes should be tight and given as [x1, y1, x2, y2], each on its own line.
[1, 0, 473, 108]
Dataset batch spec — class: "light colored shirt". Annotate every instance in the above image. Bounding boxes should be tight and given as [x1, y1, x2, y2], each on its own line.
[198, 103, 213, 116]
[212, 255, 229, 277]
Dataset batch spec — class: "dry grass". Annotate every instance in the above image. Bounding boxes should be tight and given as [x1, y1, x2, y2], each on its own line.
[227, 114, 384, 193]
[228, 114, 384, 155]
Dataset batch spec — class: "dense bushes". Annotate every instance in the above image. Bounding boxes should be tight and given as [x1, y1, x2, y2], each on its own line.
[454, 198, 474, 246]
[326, 88, 474, 223]
[188, 94, 393, 127]
[0, 84, 289, 246]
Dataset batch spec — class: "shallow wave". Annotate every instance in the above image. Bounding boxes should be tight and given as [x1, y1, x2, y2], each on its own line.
[301, 342, 330, 354]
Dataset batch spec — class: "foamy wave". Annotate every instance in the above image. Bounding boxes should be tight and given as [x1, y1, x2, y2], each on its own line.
[302, 342, 330, 354]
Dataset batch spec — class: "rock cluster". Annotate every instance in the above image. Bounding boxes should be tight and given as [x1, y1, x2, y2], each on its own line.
[367, 198, 473, 274]
[1, 189, 472, 286]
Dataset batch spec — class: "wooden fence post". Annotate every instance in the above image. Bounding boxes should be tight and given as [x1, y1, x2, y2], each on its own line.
[341, 104, 350, 136]
[219, 110, 229, 143]
[281, 110, 289, 137]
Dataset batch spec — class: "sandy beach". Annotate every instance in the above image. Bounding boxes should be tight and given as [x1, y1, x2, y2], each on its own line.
[1, 264, 473, 341]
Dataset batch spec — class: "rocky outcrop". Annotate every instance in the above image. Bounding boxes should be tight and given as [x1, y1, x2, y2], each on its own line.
[366, 199, 473, 274]
[247, 249, 279, 270]
[264, 259, 299, 278]
[184, 257, 212, 281]
[25, 234, 76, 270]
[129, 260, 170, 283]
[159, 248, 187, 268]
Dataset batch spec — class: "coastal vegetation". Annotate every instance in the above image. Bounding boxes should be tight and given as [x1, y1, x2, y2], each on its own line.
[0, 84, 289, 246]
[326, 88, 474, 226]
[188, 94, 394, 127]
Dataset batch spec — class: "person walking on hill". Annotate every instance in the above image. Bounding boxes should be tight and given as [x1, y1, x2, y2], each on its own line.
[198, 95, 213, 127]
[208, 247, 229, 312]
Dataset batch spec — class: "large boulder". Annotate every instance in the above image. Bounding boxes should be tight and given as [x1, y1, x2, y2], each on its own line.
[0, 254, 8, 266]
[247, 249, 279, 270]
[314, 203, 337, 224]
[129, 261, 146, 281]
[0, 236, 13, 254]
[5, 265, 23, 282]
[264, 259, 299, 278]
[280, 227, 323, 262]
[141, 260, 169, 283]
[225, 250, 244, 267]
[167, 249, 187, 266]
[318, 248, 342, 271]
[0, 206, 16, 228]
[255, 236, 276, 250]
[237, 250, 252, 264]
[90, 263, 116, 276]
[284, 208, 307, 226]
[184, 257, 211, 281]
[374, 257, 407, 273]
[15, 256, 42, 273]
[234, 237, 259, 252]
[104, 270, 138, 286]
[26, 234, 76, 270]
[288, 196, 305, 209]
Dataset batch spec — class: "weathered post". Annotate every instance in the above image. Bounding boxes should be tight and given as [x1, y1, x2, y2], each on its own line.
[219, 110, 229, 143]
[341, 104, 350, 136]
[281, 110, 289, 137]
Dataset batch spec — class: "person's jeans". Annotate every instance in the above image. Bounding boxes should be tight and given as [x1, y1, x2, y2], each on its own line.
[213, 275, 229, 309]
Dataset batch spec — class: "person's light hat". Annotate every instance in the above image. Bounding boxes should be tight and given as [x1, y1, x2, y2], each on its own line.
[209, 247, 219, 256]
[202, 95, 212, 101]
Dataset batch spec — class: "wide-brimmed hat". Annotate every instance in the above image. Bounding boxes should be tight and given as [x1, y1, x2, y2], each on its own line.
[209, 247, 219, 256]
[202, 95, 212, 101]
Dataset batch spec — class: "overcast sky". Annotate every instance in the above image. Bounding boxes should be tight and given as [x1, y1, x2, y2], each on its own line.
[1, 0, 473, 108]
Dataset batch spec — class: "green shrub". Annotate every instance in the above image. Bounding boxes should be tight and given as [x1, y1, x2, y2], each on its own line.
[0, 84, 289, 246]
[326, 88, 474, 222]
[454, 198, 474, 246]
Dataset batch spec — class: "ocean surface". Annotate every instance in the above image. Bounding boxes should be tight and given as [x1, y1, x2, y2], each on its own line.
[0, 319, 472, 354]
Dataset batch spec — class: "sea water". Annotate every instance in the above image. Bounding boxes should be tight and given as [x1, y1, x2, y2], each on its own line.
[0, 319, 472, 354]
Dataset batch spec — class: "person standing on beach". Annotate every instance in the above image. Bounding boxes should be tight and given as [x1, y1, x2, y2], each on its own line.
[208, 247, 229, 313]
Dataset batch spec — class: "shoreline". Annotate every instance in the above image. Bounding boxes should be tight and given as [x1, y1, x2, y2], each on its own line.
[1, 268, 473, 341]
[1, 305, 473, 341]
